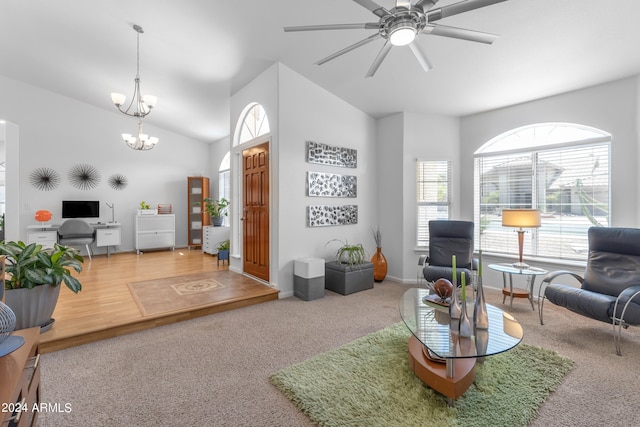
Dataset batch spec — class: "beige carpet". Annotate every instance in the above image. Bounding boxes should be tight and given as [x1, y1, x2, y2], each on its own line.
[38, 282, 640, 426]
[128, 271, 239, 316]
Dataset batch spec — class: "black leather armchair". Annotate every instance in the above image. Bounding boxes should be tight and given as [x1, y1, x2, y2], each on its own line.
[539, 226, 640, 355]
[422, 220, 477, 285]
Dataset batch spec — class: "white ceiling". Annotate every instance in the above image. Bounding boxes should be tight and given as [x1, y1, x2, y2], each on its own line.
[2, 0, 640, 143]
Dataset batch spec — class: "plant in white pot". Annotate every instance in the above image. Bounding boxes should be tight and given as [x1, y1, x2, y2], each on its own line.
[203, 197, 229, 226]
[1, 241, 84, 331]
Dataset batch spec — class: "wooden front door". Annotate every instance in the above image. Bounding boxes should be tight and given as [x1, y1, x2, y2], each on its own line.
[242, 142, 270, 281]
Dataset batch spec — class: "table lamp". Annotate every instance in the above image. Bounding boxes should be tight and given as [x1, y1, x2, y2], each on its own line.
[502, 208, 541, 269]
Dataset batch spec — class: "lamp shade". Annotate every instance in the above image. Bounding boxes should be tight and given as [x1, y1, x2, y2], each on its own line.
[502, 209, 541, 228]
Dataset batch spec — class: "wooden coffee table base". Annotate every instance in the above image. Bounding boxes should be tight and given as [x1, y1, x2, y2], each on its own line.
[407, 335, 476, 400]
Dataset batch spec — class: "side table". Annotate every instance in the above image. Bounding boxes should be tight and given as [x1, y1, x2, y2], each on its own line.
[488, 263, 547, 311]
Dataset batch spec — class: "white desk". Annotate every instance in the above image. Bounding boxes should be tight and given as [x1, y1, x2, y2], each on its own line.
[27, 222, 122, 256]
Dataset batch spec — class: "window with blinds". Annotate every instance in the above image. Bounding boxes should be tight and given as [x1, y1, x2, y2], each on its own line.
[474, 123, 611, 261]
[417, 160, 451, 247]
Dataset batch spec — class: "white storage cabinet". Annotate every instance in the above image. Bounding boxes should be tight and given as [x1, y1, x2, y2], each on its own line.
[135, 214, 175, 254]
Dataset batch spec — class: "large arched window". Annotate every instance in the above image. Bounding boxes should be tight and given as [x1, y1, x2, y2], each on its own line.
[474, 123, 611, 261]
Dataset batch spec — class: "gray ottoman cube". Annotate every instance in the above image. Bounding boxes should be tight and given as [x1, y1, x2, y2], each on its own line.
[325, 261, 374, 295]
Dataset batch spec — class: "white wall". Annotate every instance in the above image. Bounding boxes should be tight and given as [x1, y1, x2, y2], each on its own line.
[377, 112, 461, 284]
[376, 114, 403, 280]
[278, 64, 377, 296]
[0, 75, 211, 253]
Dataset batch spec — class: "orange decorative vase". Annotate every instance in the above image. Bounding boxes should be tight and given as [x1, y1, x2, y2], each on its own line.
[371, 247, 388, 282]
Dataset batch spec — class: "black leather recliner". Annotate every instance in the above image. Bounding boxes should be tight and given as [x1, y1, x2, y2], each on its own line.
[422, 220, 476, 285]
[539, 226, 640, 355]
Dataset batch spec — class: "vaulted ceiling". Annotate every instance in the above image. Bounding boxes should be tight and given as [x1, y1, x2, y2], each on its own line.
[2, 0, 640, 143]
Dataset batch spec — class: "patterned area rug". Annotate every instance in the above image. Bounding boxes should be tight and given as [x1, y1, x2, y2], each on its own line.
[128, 271, 235, 316]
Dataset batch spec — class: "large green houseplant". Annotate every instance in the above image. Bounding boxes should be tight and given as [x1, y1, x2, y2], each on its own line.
[1, 241, 84, 330]
[202, 197, 229, 226]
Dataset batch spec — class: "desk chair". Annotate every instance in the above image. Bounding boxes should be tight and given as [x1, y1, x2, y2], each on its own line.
[58, 219, 95, 260]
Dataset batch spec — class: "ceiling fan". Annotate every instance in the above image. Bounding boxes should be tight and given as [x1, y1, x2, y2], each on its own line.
[284, 0, 507, 77]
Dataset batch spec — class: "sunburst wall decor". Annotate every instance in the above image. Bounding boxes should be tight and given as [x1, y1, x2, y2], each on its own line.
[30, 167, 61, 191]
[68, 164, 101, 190]
[108, 174, 128, 190]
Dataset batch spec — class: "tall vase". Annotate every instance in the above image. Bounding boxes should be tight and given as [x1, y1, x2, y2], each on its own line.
[371, 247, 388, 282]
[473, 274, 489, 331]
[474, 251, 489, 331]
[448, 278, 461, 320]
[458, 296, 472, 338]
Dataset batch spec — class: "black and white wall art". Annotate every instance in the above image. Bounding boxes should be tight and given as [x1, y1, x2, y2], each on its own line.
[307, 205, 358, 227]
[306, 141, 357, 168]
[307, 171, 357, 198]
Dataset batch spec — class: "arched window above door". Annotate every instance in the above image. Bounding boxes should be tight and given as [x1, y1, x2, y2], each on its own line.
[234, 103, 270, 146]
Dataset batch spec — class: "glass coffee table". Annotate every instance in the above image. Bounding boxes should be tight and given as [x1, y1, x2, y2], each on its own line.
[400, 288, 523, 403]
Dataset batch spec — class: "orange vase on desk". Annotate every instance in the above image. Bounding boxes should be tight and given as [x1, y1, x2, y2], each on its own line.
[371, 247, 388, 282]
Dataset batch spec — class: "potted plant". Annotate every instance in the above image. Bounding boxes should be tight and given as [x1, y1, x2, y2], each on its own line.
[137, 201, 156, 215]
[1, 241, 84, 331]
[324, 239, 374, 295]
[203, 197, 230, 226]
[217, 239, 230, 265]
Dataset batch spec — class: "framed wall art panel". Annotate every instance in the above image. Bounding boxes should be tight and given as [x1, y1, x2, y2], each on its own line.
[307, 171, 357, 198]
[306, 141, 357, 168]
[307, 205, 358, 227]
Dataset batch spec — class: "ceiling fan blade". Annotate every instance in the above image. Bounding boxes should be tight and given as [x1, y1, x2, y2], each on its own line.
[352, 0, 391, 18]
[365, 41, 392, 78]
[422, 24, 499, 44]
[415, 0, 440, 12]
[409, 42, 433, 72]
[285, 23, 379, 32]
[316, 33, 382, 66]
[428, 0, 507, 22]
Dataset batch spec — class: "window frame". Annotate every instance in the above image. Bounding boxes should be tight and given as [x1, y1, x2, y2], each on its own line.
[474, 124, 611, 262]
[416, 159, 452, 248]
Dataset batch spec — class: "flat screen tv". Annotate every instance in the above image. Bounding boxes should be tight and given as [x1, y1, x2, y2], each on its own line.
[62, 200, 99, 219]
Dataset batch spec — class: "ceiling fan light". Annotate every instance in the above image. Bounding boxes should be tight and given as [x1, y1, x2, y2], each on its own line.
[390, 26, 416, 46]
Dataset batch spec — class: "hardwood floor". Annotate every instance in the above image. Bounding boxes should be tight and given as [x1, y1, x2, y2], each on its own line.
[39, 249, 279, 353]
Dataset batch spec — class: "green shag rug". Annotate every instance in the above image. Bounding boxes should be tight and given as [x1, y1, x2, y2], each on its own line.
[270, 323, 574, 427]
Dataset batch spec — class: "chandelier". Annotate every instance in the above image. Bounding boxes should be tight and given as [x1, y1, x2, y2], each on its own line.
[111, 24, 159, 150]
